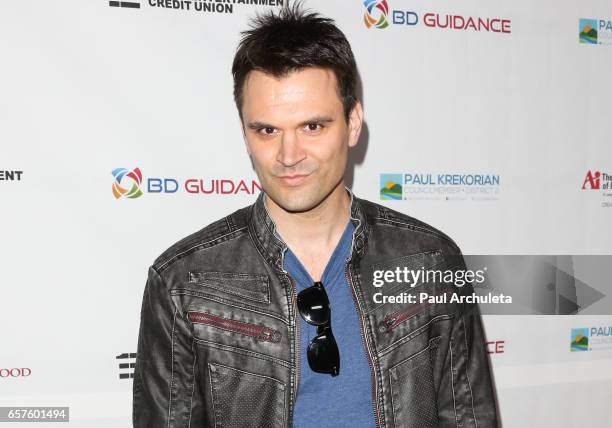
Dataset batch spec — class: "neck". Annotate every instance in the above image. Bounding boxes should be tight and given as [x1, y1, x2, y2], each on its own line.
[264, 182, 351, 252]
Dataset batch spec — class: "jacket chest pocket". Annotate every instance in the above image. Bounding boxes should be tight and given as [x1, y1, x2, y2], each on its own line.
[389, 336, 441, 428]
[187, 270, 271, 304]
[171, 270, 287, 359]
[208, 362, 286, 428]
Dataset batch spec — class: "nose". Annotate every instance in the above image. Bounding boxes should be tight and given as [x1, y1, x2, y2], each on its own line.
[276, 131, 306, 167]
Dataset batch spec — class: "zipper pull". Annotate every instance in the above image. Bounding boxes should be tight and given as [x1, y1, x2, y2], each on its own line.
[383, 315, 396, 332]
[258, 328, 282, 343]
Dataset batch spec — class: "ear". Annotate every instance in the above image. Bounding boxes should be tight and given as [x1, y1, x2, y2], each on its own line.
[347, 100, 363, 148]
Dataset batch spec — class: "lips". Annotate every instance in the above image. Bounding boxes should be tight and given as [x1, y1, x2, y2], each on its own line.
[277, 173, 311, 187]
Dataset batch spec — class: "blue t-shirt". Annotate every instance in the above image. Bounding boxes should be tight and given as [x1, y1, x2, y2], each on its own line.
[284, 219, 375, 427]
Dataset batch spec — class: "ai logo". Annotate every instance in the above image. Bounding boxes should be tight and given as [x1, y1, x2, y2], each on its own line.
[581, 170, 601, 190]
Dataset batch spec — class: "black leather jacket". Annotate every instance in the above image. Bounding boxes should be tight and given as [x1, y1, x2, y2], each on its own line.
[133, 187, 498, 427]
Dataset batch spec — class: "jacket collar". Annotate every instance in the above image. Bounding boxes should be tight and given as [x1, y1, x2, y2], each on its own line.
[248, 186, 369, 272]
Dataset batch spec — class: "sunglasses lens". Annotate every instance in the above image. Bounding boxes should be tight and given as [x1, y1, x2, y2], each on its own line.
[297, 284, 330, 325]
[307, 331, 340, 376]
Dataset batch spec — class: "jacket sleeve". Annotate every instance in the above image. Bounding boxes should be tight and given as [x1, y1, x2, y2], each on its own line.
[437, 252, 499, 427]
[132, 266, 204, 427]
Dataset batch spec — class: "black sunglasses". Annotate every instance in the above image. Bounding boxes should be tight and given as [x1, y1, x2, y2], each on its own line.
[296, 281, 340, 376]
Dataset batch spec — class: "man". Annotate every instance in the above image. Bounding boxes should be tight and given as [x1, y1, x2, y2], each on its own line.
[133, 3, 498, 427]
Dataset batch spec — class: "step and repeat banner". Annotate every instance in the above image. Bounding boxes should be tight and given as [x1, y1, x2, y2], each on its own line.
[1, 0, 612, 426]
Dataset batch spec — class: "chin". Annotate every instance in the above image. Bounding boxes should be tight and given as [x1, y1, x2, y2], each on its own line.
[278, 198, 316, 213]
[269, 190, 321, 213]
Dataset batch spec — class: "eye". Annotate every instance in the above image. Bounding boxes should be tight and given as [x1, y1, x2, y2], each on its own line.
[258, 127, 277, 136]
[304, 123, 324, 132]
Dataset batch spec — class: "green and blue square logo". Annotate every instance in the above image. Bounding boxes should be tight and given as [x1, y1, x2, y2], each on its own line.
[570, 328, 589, 352]
[380, 174, 403, 200]
[579, 19, 598, 44]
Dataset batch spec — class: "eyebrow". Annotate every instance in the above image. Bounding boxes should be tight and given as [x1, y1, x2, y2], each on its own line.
[246, 115, 334, 130]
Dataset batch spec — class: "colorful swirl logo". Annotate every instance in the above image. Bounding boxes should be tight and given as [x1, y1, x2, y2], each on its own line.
[363, 0, 390, 29]
[112, 167, 143, 199]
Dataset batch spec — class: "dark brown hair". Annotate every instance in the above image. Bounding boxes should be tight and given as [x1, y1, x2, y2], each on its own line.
[231, 1, 358, 122]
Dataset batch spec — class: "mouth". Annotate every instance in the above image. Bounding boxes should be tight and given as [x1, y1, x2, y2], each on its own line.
[276, 173, 312, 187]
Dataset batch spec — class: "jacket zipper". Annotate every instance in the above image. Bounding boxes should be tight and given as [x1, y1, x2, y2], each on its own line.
[345, 261, 382, 428]
[383, 303, 433, 332]
[287, 275, 301, 424]
[383, 287, 453, 333]
[186, 310, 281, 343]
[383, 285, 455, 331]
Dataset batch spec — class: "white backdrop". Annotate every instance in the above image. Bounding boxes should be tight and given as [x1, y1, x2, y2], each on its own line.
[1, 0, 612, 426]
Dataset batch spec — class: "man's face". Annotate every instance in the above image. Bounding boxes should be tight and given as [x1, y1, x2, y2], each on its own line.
[240, 67, 362, 213]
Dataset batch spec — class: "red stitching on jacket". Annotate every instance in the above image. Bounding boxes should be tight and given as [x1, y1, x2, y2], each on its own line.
[383, 286, 455, 331]
[187, 311, 281, 343]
